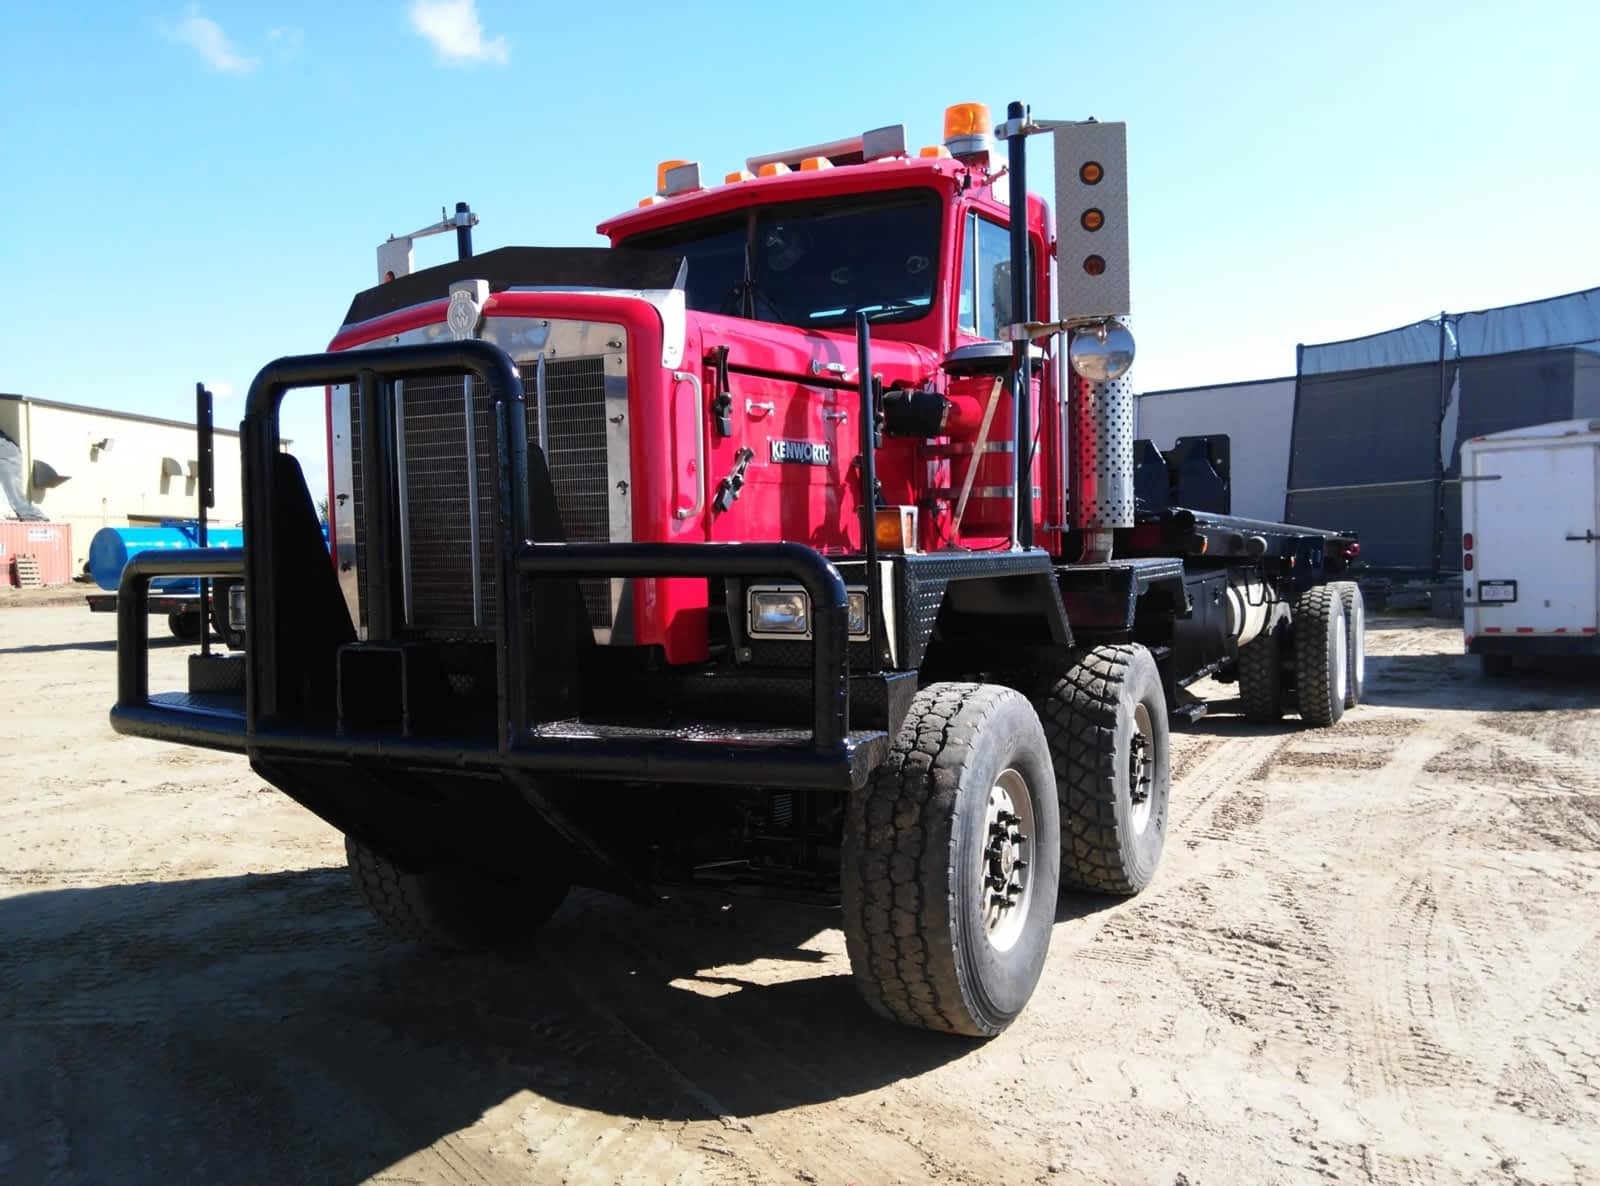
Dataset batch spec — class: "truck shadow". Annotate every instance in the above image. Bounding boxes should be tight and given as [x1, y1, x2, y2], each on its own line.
[0, 636, 194, 656]
[1357, 652, 1600, 711]
[2, 866, 1097, 1185]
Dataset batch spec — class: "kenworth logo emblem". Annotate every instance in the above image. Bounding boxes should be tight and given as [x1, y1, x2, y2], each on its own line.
[770, 439, 831, 466]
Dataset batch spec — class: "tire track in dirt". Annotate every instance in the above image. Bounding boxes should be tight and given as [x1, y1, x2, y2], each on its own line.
[1334, 699, 1600, 1185]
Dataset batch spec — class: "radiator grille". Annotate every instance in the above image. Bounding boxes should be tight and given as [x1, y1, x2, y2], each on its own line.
[537, 357, 612, 626]
[349, 353, 617, 634]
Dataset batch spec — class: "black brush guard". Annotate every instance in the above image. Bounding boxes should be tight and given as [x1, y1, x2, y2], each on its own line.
[110, 341, 888, 791]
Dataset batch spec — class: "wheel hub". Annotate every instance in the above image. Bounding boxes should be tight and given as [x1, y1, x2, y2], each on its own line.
[982, 768, 1035, 952]
[1129, 703, 1155, 835]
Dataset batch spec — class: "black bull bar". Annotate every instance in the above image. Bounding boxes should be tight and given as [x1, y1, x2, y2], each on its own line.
[109, 341, 887, 791]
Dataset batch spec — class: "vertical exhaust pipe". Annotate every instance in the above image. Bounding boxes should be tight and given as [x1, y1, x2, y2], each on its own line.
[1003, 102, 1034, 551]
[1067, 358, 1135, 563]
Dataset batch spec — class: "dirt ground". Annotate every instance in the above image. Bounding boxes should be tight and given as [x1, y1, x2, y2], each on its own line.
[2, 600, 1597, 1186]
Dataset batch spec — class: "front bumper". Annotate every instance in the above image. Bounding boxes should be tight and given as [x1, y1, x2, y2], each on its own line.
[110, 538, 896, 791]
[1469, 632, 1600, 658]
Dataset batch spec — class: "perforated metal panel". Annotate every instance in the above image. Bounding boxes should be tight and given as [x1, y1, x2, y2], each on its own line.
[1069, 371, 1135, 529]
[1053, 120, 1130, 322]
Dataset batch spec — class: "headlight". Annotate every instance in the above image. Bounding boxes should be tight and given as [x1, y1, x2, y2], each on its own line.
[749, 587, 810, 637]
[747, 585, 872, 641]
[847, 590, 868, 636]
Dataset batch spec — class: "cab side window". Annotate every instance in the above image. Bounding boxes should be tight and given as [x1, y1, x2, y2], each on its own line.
[957, 212, 1012, 340]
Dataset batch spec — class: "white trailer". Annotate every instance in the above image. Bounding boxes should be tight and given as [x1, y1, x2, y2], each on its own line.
[1461, 419, 1600, 675]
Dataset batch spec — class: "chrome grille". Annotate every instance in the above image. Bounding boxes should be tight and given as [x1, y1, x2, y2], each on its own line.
[348, 349, 620, 635]
[537, 357, 612, 624]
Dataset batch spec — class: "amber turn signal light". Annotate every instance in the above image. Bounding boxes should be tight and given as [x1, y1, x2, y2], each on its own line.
[874, 505, 918, 553]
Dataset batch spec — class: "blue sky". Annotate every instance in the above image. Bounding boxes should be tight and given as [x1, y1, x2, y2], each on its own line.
[2, 0, 1597, 499]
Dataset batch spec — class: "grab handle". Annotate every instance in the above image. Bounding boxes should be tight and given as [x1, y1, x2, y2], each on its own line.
[673, 370, 706, 521]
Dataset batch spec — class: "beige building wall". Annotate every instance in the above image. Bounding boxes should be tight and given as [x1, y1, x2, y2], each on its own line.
[1, 395, 245, 574]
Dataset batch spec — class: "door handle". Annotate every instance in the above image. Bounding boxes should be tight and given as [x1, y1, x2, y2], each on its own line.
[1565, 530, 1598, 542]
[821, 409, 849, 423]
[745, 399, 775, 417]
[672, 371, 705, 521]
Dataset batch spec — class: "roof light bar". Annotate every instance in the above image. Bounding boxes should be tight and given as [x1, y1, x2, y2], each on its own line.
[745, 123, 907, 173]
[662, 161, 703, 196]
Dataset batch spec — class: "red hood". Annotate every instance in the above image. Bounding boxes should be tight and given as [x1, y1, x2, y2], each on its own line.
[686, 311, 940, 389]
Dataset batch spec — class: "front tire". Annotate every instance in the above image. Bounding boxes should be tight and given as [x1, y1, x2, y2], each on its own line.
[842, 683, 1060, 1037]
[167, 609, 204, 643]
[345, 836, 569, 950]
[1036, 645, 1171, 895]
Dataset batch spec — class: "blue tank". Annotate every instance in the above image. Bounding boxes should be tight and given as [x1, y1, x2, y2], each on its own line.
[88, 523, 245, 593]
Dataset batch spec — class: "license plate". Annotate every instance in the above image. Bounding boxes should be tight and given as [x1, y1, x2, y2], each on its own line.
[1478, 580, 1517, 603]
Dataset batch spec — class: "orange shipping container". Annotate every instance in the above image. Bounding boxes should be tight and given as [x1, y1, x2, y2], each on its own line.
[0, 521, 74, 586]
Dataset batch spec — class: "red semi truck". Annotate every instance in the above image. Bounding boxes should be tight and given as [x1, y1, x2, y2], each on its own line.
[111, 102, 1363, 1036]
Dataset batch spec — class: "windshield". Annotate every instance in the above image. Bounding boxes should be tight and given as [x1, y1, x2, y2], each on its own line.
[625, 191, 941, 330]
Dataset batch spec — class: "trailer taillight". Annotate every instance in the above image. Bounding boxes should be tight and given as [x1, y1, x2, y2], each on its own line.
[1464, 553, 1475, 571]
[1462, 532, 1473, 551]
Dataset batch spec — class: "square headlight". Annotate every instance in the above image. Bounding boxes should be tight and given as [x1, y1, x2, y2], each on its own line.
[847, 590, 868, 637]
[227, 583, 248, 631]
[748, 587, 810, 637]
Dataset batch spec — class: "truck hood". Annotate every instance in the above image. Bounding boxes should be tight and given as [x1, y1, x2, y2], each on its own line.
[687, 311, 941, 389]
[341, 246, 685, 329]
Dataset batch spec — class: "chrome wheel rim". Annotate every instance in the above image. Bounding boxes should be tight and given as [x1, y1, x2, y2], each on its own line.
[1333, 610, 1349, 705]
[1353, 607, 1365, 689]
[1129, 703, 1155, 834]
[981, 768, 1035, 953]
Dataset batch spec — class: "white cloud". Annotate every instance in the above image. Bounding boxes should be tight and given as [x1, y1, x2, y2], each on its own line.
[167, 5, 259, 75]
[409, 0, 508, 66]
[266, 26, 306, 56]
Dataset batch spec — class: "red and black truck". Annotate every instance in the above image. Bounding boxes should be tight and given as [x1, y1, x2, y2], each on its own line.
[111, 102, 1362, 1037]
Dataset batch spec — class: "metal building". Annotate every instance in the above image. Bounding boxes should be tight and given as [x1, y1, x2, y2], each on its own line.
[0, 393, 244, 583]
[1135, 376, 1296, 521]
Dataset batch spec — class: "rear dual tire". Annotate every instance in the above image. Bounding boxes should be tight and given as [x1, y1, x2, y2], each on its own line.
[1035, 645, 1171, 895]
[1295, 585, 1350, 727]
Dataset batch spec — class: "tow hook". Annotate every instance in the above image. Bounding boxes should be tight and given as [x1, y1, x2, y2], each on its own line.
[713, 447, 755, 514]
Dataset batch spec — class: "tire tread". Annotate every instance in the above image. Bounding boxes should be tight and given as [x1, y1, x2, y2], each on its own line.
[1036, 645, 1150, 895]
[1294, 585, 1345, 728]
[842, 683, 1018, 1036]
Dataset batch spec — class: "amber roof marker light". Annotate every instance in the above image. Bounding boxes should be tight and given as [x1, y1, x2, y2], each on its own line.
[1080, 161, 1104, 185]
[942, 101, 994, 161]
